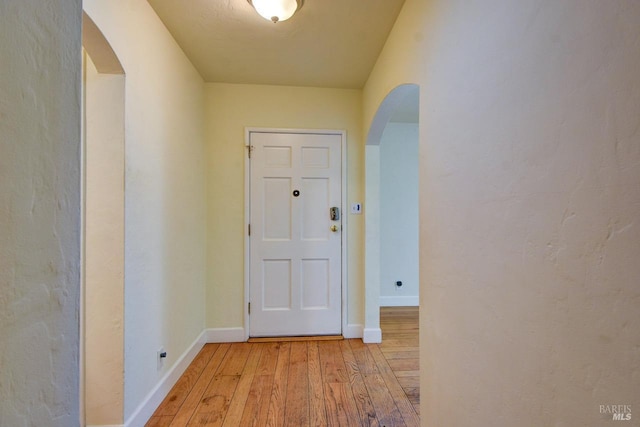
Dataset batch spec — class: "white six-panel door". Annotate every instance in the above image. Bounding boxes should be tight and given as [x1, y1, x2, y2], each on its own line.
[249, 131, 342, 336]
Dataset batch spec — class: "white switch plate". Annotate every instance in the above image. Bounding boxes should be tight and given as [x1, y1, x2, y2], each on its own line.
[351, 203, 362, 214]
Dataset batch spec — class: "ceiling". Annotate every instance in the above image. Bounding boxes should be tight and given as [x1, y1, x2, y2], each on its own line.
[147, 0, 406, 89]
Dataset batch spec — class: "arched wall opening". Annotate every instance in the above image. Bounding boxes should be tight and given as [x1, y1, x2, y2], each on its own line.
[81, 11, 126, 426]
[364, 83, 420, 343]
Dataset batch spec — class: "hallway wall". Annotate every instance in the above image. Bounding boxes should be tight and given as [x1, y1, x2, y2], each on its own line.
[380, 122, 419, 305]
[204, 83, 364, 333]
[83, 50, 125, 425]
[365, 0, 640, 425]
[0, 0, 82, 425]
[83, 1, 206, 421]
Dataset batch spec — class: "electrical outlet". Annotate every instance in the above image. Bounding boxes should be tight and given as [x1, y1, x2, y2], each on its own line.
[157, 347, 166, 370]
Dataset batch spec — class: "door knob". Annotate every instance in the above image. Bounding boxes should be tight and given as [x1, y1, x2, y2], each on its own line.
[330, 225, 339, 232]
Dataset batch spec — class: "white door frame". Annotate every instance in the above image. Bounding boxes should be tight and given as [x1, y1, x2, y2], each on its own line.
[244, 128, 348, 339]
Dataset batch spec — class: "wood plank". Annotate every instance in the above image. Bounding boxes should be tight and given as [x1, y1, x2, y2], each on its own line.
[362, 371, 405, 427]
[318, 340, 349, 383]
[187, 374, 239, 426]
[386, 358, 419, 372]
[154, 344, 219, 417]
[239, 374, 274, 426]
[169, 343, 231, 427]
[307, 342, 328, 427]
[349, 340, 405, 427]
[380, 350, 419, 360]
[379, 338, 419, 348]
[380, 347, 418, 354]
[146, 415, 174, 427]
[284, 341, 310, 427]
[412, 402, 420, 415]
[324, 382, 362, 427]
[369, 344, 420, 427]
[340, 340, 379, 427]
[397, 376, 420, 389]
[404, 387, 420, 404]
[216, 342, 252, 376]
[221, 344, 263, 427]
[381, 332, 418, 338]
[393, 370, 419, 378]
[381, 317, 418, 322]
[348, 340, 378, 375]
[382, 320, 417, 325]
[381, 331, 418, 336]
[266, 342, 291, 427]
[380, 307, 420, 424]
[256, 342, 280, 375]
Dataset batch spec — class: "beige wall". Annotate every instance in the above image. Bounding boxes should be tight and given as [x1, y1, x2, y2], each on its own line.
[363, 2, 427, 136]
[84, 51, 125, 425]
[0, 0, 82, 425]
[205, 83, 364, 331]
[365, 0, 640, 425]
[83, 0, 206, 421]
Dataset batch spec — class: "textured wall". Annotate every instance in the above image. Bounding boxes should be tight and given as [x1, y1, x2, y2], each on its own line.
[0, 0, 82, 426]
[365, 0, 640, 425]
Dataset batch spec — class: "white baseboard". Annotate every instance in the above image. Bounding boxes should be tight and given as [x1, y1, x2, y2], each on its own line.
[203, 327, 246, 343]
[119, 328, 245, 427]
[343, 323, 363, 339]
[123, 330, 207, 427]
[379, 295, 419, 307]
[363, 328, 382, 343]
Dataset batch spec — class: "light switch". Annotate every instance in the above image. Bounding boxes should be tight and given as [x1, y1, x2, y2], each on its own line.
[351, 203, 362, 214]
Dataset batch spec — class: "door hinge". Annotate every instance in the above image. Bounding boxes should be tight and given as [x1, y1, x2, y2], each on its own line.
[246, 145, 254, 158]
[248, 302, 251, 315]
[248, 224, 251, 236]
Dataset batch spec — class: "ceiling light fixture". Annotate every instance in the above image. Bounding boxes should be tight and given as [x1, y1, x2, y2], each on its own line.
[247, 0, 304, 23]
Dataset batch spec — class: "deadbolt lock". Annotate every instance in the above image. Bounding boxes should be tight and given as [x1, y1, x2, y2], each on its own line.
[330, 207, 340, 221]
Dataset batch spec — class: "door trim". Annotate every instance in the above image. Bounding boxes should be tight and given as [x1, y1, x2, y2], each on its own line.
[244, 128, 348, 340]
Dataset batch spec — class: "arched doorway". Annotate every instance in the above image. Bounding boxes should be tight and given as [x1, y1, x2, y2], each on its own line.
[81, 11, 126, 426]
[364, 84, 419, 342]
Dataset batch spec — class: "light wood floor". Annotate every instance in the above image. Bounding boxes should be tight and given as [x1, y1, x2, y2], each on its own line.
[379, 306, 420, 415]
[147, 307, 419, 426]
